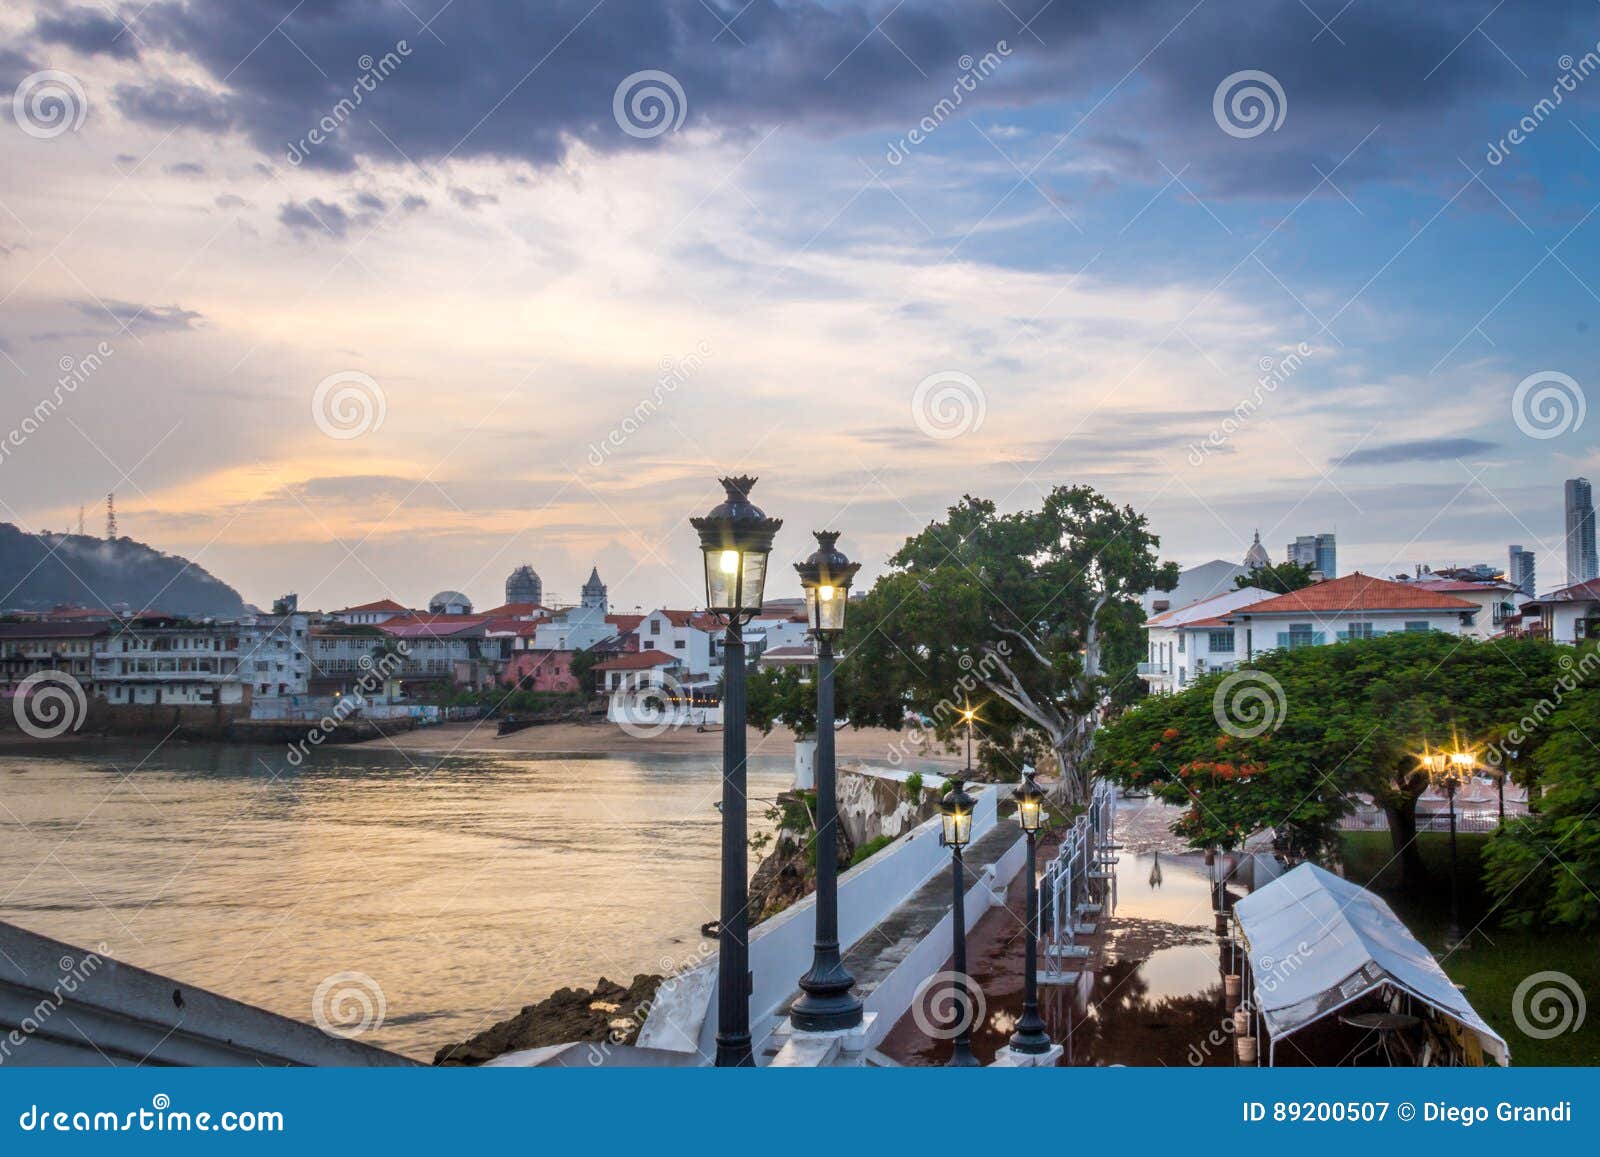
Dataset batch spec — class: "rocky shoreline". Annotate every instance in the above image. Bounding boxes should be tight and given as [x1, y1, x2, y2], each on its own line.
[434, 973, 663, 1066]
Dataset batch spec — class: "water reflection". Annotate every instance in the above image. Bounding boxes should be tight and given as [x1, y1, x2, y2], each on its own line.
[0, 740, 828, 1059]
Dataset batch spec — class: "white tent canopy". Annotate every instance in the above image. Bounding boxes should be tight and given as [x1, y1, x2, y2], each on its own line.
[1231, 862, 1508, 1065]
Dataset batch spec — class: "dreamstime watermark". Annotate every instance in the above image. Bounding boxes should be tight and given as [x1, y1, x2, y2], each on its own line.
[285, 43, 412, 165]
[1213, 70, 1287, 139]
[1486, 48, 1600, 165]
[613, 70, 687, 139]
[912, 370, 985, 440]
[586, 341, 711, 466]
[1510, 370, 1584, 440]
[1187, 940, 1312, 1065]
[12, 70, 87, 139]
[1483, 648, 1600, 767]
[17, 1095, 285, 1133]
[1511, 970, 1586, 1040]
[884, 43, 1012, 165]
[1212, 670, 1286, 739]
[883, 642, 1013, 766]
[0, 342, 114, 469]
[286, 643, 409, 765]
[1187, 342, 1312, 466]
[311, 970, 386, 1039]
[10, 670, 89, 739]
[910, 970, 986, 1041]
[611, 671, 693, 740]
[0, 945, 105, 1064]
[582, 941, 717, 1065]
[312, 369, 386, 439]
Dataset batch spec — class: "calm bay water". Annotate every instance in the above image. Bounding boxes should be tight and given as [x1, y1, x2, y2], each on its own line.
[0, 740, 800, 1060]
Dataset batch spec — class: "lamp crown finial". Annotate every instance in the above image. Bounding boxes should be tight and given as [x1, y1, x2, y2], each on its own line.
[813, 530, 841, 551]
[720, 475, 758, 500]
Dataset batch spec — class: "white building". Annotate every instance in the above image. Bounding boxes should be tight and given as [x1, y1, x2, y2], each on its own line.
[529, 567, 620, 651]
[1522, 578, 1600, 643]
[1221, 573, 1477, 658]
[329, 599, 411, 625]
[1140, 586, 1273, 693]
[1409, 579, 1528, 640]
[94, 612, 310, 708]
[748, 610, 811, 655]
[636, 609, 722, 678]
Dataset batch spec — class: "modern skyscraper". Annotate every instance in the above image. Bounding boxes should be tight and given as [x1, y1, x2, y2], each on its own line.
[1508, 545, 1536, 596]
[1286, 532, 1337, 578]
[1565, 478, 1598, 586]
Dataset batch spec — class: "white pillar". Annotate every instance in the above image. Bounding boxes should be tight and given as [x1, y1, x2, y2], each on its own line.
[793, 733, 817, 791]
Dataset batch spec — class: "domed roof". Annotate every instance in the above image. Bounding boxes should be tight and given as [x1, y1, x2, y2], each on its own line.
[510, 564, 540, 580]
[428, 590, 473, 613]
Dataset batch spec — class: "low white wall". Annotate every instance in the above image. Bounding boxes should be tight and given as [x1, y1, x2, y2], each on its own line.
[861, 830, 1028, 1050]
[638, 785, 1001, 1059]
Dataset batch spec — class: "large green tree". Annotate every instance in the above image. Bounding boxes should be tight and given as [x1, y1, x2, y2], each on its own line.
[838, 485, 1176, 804]
[1235, 560, 1317, 594]
[1095, 632, 1568, 885]
[1482, 657, 1600, 928]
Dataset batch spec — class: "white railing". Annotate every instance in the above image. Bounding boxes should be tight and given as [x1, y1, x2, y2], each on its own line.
[1040, 778, 1117, 975]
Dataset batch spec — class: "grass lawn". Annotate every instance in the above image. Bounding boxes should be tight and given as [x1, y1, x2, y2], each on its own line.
[1341, 831, 1598, 1066]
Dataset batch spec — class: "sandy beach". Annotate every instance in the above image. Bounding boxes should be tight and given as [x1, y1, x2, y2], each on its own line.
[386, 718, 964, 765]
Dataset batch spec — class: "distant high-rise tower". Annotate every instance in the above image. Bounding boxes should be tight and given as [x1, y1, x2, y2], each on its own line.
[1243, 530, 1271, 570]
[105, 492, 117, 539]
[1565, 478, 1598, 585]
[1508, 545, 1536, 596]
[581, 566, 607, 613]
[506, 565, 543, 606]
[1286, 532, 1336, 578]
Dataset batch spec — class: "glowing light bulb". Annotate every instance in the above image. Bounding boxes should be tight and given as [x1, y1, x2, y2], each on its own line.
[818, 585, 835, 602]
[719, 550, 740, 574]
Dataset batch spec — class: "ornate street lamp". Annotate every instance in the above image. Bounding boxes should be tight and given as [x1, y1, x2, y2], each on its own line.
[1008, 767, 1051, 1055]
[791, 531, 863, 1033]
[940, 778, 980, 1066]
[1417, 741, 1474, 951]
[692, 475, 782, 1067]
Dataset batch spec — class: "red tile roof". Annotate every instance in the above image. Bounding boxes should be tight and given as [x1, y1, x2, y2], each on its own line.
[1225, 572, 1479, 616]
[1533, 577, 1600, 603]
[593, 650, 680, 671]
[478, 602, 547, 618]
[606, 614, 645, 632]
[336, 598, 410, 614]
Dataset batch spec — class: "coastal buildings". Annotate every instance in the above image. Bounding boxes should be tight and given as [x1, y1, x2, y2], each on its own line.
[93, 610, 311, 707]
[1508, 545, 1537, 596]
[329, 598, 409, 625]
[1564, 478, 1598, 585]
[1408, 578, 1527, 641]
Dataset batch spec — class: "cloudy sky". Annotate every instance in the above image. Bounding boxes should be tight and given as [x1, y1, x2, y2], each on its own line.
[1, 0, 1597, 612]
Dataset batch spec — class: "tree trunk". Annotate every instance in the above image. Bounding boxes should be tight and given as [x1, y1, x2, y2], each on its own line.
[1382, 797, 1426, 889]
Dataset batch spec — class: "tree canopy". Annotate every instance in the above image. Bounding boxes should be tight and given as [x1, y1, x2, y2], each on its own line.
[1482, 655, 1600, 929]
[838, 485, 1175, 802]
[1235, 560, 1317, 594]
[1094, 631, 1570, 884]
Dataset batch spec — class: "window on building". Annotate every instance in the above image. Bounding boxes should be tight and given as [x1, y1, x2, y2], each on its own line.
[1404, 621, 1430, 633]
[1207, 630, 1235, 652]
[1177, 634, 1185, 654]
[674, 640, 685, 649]
[1287, 623, 1316, 648]
[650, 619, 661, 635]
[1346, 622, 1374, 640]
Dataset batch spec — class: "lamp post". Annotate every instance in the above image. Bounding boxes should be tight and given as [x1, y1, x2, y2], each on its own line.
[692, 475, 782, 1067]
[1418, 745, 1472, 951]
[961, 705, 976, 773]
[1008, 768, 1051, 1055]
[790, 531, 863, 1033]
[940, 778, 980, 1066]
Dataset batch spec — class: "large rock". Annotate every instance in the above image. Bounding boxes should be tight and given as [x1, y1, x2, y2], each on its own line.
[433, 973, 662, 1066]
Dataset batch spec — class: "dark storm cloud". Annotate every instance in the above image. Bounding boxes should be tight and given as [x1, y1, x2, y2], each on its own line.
[113, 78, 233, 132]
[279, 198, 352, 238]
[34, 7, 140, 60]
[109, 1, 1600, 194]
[1332, 438, 1499, 467]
